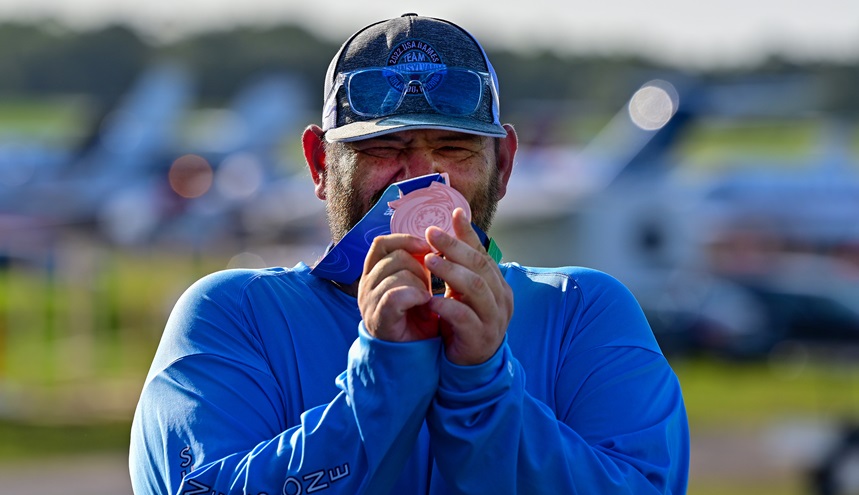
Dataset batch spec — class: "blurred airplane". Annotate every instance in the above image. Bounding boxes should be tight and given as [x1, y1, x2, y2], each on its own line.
[492, 74, 859, 358]
[0, 61, 195, 242]
[0, 63, 321, 250]
[96, 71, 320, 247]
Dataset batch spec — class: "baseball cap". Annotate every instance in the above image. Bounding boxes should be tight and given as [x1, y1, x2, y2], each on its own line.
[322, 13, 506, 142]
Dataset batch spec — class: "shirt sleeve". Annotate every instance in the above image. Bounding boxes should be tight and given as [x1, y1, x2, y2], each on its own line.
[129, 272, 441, 495]
[426, 269, 690, 494]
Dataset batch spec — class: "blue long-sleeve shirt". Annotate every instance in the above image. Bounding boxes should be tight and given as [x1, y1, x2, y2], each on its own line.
[129, 262, 689, 494]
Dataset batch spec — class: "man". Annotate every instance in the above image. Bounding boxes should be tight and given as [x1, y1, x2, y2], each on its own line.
[130, 13, 690, 494]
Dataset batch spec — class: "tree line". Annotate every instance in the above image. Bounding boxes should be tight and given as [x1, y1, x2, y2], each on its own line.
[2, 21, 859, 118]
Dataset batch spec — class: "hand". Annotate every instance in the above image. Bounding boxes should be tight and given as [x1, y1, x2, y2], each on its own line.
[424, 208, 513, 366]
[358, 234, 439, 342]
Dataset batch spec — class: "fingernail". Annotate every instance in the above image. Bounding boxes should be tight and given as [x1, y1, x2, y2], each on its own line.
[425, 254, 439, 267]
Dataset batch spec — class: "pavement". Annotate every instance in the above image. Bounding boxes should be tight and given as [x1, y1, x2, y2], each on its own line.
[0, 453, 131, 495]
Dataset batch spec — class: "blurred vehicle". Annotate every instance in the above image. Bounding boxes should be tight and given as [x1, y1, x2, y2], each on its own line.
[811, 423, 859, 495]
[642, 269, 859, 359]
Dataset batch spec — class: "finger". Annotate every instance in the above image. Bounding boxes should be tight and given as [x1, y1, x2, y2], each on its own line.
[425, 252, 494, 305]
[365, 248, 430, 291]
[369, 263, 432, 296]
[373, 281, 433, 329]
[363, 234, 432, 289]
[424, 208, 481, 259]
[428, 295, 480, 332]
[451, 207, 485, 251]
[426, 225, 499, 286]
[360, 267, 434, 340]
[364, 233, 431, 277]
[429, 296, 501, 365]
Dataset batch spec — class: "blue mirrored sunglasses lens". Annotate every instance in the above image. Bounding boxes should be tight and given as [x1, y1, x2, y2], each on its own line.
[347, 69, 406, 115]
[425, 69, 483, 115]
[347, 68, 484, 117]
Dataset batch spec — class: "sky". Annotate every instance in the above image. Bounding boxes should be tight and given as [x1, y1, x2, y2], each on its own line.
[2, 0, 859, 68]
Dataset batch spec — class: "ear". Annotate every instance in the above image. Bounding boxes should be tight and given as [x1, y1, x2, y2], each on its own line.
[495, 123, 518, 199]
[302, 124, 328, 200]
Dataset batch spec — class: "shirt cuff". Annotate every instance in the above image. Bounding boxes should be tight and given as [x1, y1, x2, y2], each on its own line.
[436, 337, 515, 406]
[351, 321, 442, 392]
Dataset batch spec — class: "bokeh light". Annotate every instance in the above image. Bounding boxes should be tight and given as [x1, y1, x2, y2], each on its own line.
[168, 153, 213, 198]
[215, 152, 264, 201]
[628, 79, 679, 130]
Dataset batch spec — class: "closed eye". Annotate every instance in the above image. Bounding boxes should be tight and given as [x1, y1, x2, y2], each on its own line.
[358, 147, 402, 159]
[436, 146, 476, 159]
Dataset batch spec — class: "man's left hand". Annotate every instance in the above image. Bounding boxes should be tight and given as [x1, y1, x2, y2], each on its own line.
[424, 208, 513, 366]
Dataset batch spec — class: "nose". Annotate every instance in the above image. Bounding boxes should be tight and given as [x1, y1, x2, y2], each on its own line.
[402, 147, 441, 179]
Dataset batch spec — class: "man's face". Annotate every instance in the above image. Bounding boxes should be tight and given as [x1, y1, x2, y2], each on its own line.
[324, 129, 501, 243]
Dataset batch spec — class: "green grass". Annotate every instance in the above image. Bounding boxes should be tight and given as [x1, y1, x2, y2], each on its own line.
[0, 96, 89, 142]
[678, 118, 821, 164]
[0, 419, 131, 460]
[0, 249, 228, 460]
[0, 250, 226, 385]
[673, 356, 859, 428]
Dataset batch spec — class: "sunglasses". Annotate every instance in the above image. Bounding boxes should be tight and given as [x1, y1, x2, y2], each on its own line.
[324, 65, 499, 121]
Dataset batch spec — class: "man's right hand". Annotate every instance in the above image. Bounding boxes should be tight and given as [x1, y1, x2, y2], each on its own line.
[358, 234, 439, 342]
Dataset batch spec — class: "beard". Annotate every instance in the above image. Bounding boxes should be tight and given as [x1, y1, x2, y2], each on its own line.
[323, 142, 366, 243]
[323, 141, 501, 244]
[469, 164, 500, 235]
